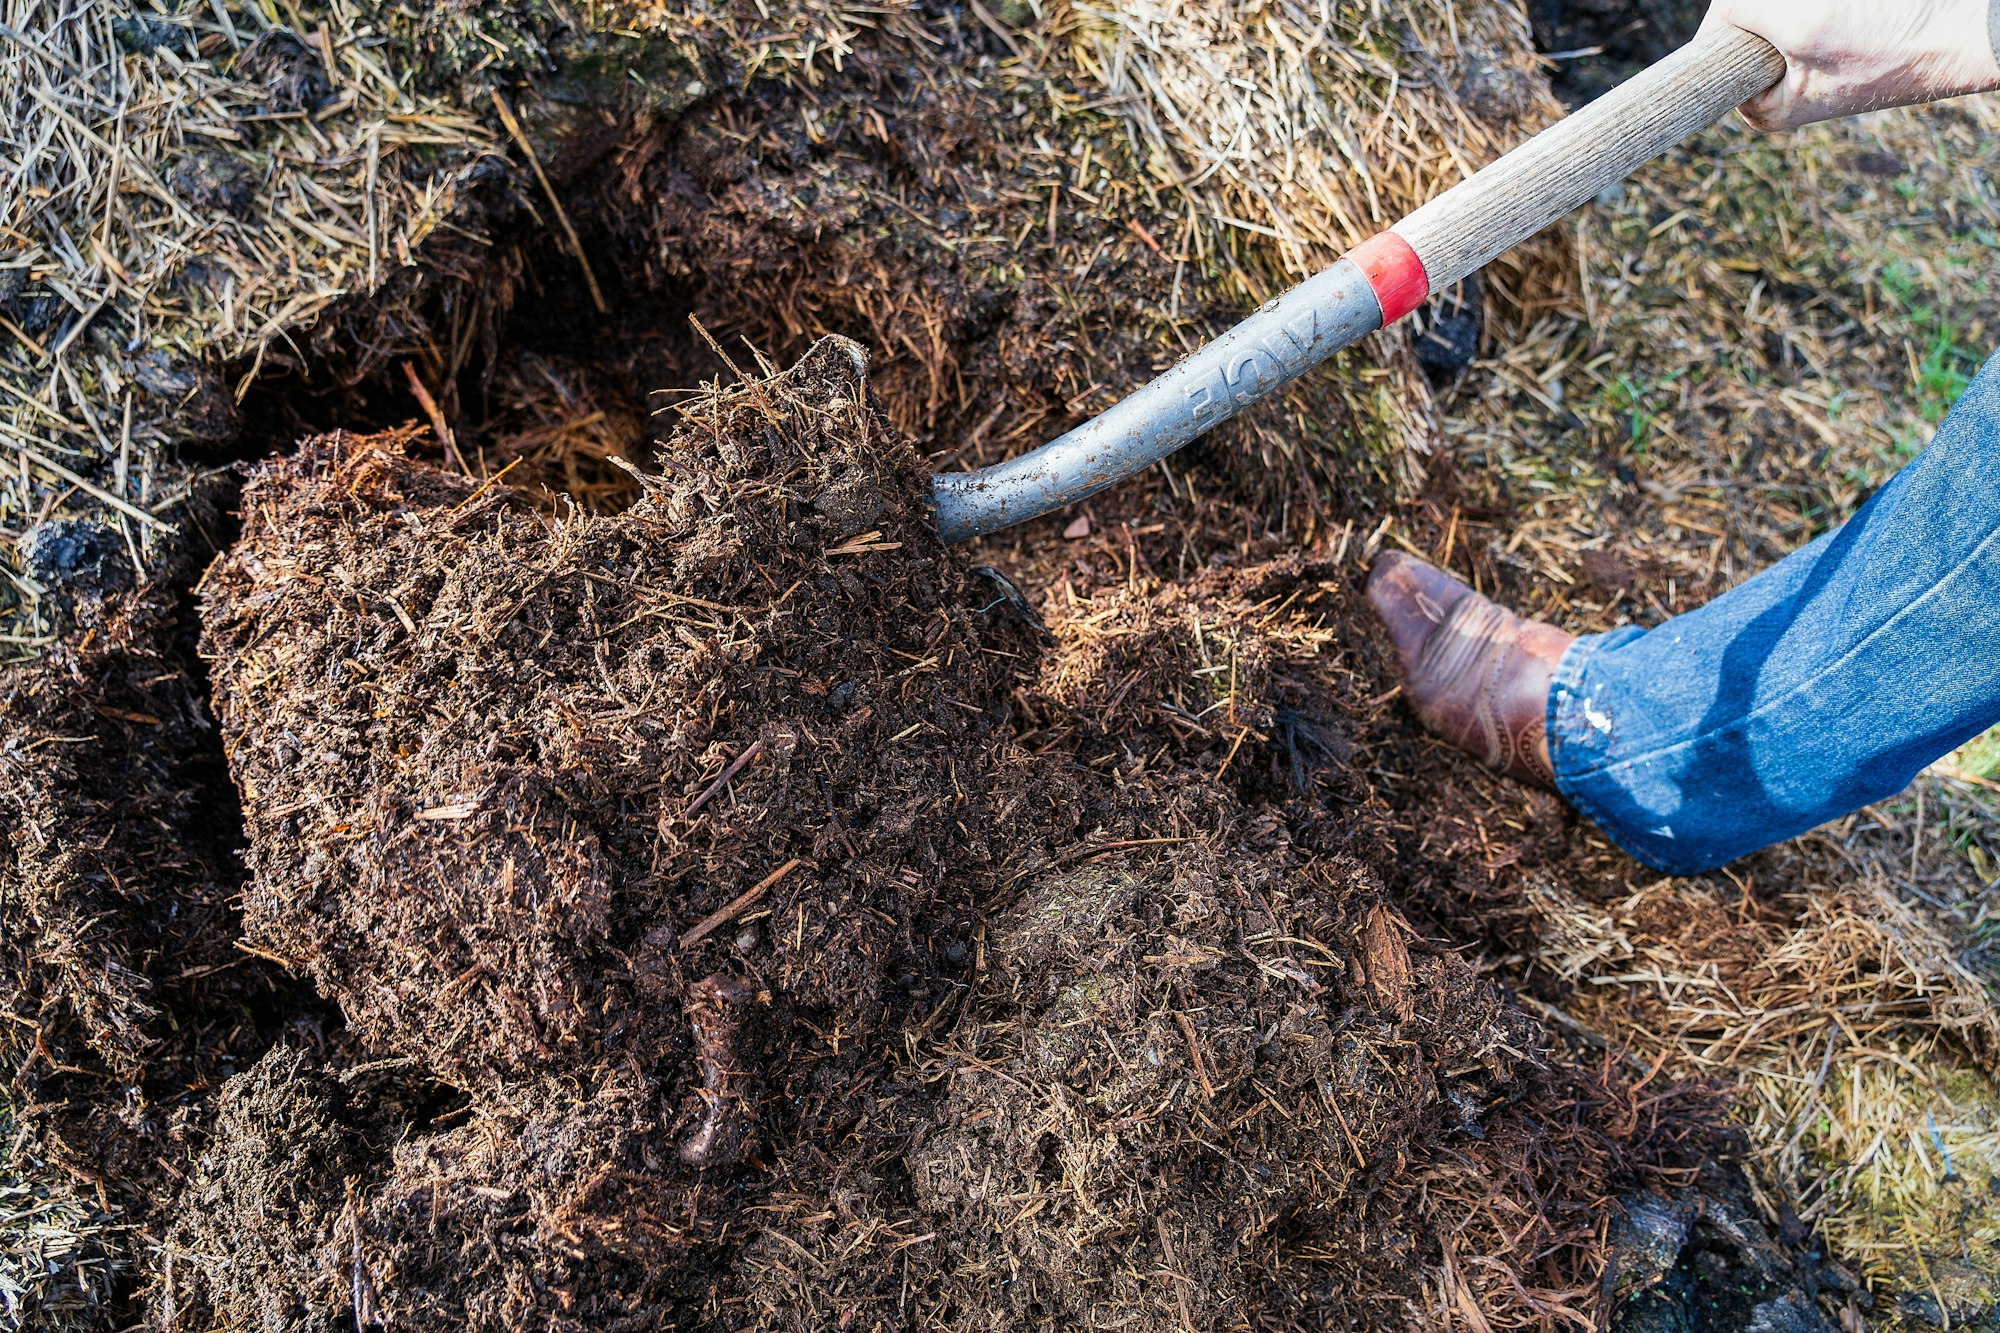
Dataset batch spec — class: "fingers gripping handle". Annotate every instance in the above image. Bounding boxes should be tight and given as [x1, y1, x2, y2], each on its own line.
[1392, 27, 1785, 292]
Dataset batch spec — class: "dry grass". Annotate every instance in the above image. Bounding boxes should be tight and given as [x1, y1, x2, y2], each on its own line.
[1039, 0, 1569, 474]
[1519, 838, 2000, 1319]
[1, 1123, 122, 1333]
[1439, 100, 2000, 624]
[0, 0, 497, 652]
[1066, 0, 1558, 289]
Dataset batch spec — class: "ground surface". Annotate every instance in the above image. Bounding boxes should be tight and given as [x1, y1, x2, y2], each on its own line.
[4, 2, 2000, 1331]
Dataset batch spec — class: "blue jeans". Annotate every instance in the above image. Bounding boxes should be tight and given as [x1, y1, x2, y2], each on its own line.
[1548, 352, 2000, 875]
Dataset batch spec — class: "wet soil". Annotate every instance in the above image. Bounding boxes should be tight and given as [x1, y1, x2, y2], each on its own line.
[1526, 0, 1707, 105]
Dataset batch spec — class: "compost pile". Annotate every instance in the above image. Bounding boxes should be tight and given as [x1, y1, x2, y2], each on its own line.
[20, 0, 1985, 1328]
[0, 338, 1699, 1331]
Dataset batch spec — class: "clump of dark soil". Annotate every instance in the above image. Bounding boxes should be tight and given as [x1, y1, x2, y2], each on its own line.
[0, 583, 287, 1199]
[200, 338, 1026, 1087]
[1604, 1170, 1860, 1331]
[158, 342, 1719, 1330]
[155, 1046, 701, 1332]
[17, 520, 134, 609]
[177, 338, 1050, 1324]
[152, 1046, 361, 1330]
[1526, 0, 1706, 104]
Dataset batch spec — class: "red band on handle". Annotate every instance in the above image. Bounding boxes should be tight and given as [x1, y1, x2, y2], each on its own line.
[1347, 231, 1429, 325]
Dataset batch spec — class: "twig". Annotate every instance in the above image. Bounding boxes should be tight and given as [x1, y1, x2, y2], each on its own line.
[401, 362, 469, 473]
[683, 738, 766, 820]
[490, 90, 608, 315]
[448, 456, 522, 513]
[1175, 1012, 1216, 1098]
[687, 315, 780, 421]
[679, 858, 804, 951]
[965, 0, 1039, 73]
[234, 939, 299, 968]
[0, 312, 47, 359]
[1001, 835, 1191, 887]
[47, 293, 109, 364]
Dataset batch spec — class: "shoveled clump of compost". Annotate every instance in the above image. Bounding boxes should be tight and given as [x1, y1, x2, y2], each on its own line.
[151, 1046, 362, 1328]
[0, 569, 319, 1331]
[740, 842, 1633, 1330]
[155, 1045, 699, 1331]
[172, 341, 1715, 1330]
[177, 337, 1053, 1325]
[199, 337, 1026, 1087]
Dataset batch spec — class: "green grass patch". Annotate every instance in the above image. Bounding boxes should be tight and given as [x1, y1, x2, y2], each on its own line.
[1878, 258, 1981, 424]
[1955, 723, 2000, 783]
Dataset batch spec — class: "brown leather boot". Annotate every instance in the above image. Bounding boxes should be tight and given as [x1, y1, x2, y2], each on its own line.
[1365, 551, 1573, 790]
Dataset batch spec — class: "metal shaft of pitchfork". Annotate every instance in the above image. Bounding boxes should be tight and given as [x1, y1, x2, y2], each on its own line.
[929, 26, 1786, 544]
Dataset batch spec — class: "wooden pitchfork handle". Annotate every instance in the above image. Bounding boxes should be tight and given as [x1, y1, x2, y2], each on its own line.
[930, 27, 1787, 543]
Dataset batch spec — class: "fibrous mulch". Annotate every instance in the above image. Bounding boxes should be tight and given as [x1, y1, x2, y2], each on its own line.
[123, 339, 1712, 1330]
[0, 573, 285, 1184]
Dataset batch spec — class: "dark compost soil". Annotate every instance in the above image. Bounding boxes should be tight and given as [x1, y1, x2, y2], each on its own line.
[199, 340, 1019, 1090]
[0, 572, 299, 1208]
[100, 338, 1706, 1331]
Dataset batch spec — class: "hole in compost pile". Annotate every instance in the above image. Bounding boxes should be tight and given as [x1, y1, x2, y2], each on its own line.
[218, 45, 1201, 529]
[226, 178, 735, 515]
[220, 77, 1018, 519]
[355, 1070, 475, 1135]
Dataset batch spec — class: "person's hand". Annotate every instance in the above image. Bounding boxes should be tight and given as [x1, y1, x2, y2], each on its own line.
[1699, 0, 2000, 130]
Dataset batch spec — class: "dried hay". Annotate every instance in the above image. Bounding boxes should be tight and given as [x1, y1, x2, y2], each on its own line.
[0, 1121, 123, 1333]
[0, 0, 498, 652]
[1065, 0, 1558, 292]
[1520, 855, 2000, 1323]
[1039, 0, 1568, 471]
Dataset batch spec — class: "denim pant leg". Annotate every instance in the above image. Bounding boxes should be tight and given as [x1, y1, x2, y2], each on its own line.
[1547, 351, 2000, 875]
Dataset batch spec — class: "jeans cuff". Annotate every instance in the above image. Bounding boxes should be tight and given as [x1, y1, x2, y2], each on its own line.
[1545, 628, 1693, 876]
